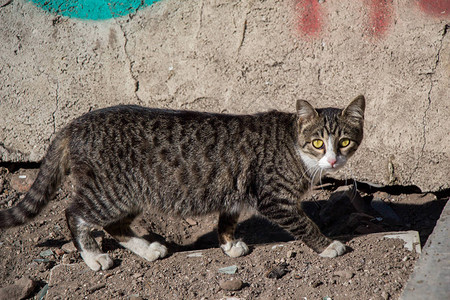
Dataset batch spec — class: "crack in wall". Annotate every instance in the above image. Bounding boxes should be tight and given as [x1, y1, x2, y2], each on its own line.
[116, 19, 143, 105]
[51, 80, 60, 140]
[410, 23, 449, 183]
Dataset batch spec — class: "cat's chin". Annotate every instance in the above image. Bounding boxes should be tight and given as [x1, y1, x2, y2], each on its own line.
[321, 165, 344, 174]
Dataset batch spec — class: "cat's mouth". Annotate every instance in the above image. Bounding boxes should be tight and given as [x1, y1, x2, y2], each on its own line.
[318, 160, 346, 173]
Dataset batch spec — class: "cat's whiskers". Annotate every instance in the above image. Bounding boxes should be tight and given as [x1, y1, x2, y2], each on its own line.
[298, 163, 319, 185]
[343, 167, 359, 200]
[309, 166, 322, 191]
[350, 170, 359, 199]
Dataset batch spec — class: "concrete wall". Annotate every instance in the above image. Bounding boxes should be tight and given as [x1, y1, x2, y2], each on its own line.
[0, 0, 449, 191]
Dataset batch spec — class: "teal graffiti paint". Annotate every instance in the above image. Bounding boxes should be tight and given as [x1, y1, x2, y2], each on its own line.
[30, 0, 160, 20]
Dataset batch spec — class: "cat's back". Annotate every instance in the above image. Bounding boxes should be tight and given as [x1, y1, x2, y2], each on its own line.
[62, 105, 270, 163]
[69, 105, 211, 129]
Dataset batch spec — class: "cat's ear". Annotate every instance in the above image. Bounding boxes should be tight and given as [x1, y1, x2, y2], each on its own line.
[296, 100, 318, 120]
[342, 95, 365, 121]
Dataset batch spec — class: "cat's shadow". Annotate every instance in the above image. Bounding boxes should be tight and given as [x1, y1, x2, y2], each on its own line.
[163, 216, 295, 253]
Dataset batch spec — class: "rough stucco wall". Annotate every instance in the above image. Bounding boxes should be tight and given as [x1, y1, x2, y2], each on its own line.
[0, 0, 448, 191]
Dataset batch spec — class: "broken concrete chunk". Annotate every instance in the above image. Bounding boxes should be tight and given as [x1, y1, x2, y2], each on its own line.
[384, 231, 421, 253]
[0, 277, 37, 300]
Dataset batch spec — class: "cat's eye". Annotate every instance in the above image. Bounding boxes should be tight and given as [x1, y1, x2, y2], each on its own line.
[312, 139, 324, 149]
[340, 138, 350, 147]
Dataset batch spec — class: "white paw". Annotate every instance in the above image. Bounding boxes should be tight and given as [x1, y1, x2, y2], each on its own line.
[81, 252, 114, 271]
[319, 240, 346, 258]
[141, 242, 168, 262]
[221, 241, 249, 258]
[121, 237, 168, 262]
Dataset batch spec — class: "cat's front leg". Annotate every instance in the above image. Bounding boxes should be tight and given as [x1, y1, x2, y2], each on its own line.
[257, 199, 346, 257]
[217, 212, 249, 257]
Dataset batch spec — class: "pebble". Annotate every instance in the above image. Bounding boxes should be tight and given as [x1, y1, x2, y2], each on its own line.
[218, 265, 238, 274]
[36, 283, 48, 300]
[286, 250, 296, 258]
[219, 278, 243, 291]
[9, 169, 38, 193]
[0, 277, 36, 300]
[310, 280, 323, 288]
[185, 218, 198, 226]
[187, 252, 203, 257]
[40, 249, 54, 257]
[271, 244, 284, 250]
[333, 270, 355, 280]
[61, 242, 77, 253]
[87, 283, 106, 293]
[381, 291, 390, 300]
[54, 248, 65, 256]
[266, 263, 289, 279]
[61, 254, 72, 265]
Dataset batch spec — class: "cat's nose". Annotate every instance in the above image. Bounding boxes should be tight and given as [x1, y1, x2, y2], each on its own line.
[328, 158, 337, 167]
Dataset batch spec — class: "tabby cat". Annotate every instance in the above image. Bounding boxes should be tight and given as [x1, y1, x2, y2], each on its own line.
[0, 96, 365, 271]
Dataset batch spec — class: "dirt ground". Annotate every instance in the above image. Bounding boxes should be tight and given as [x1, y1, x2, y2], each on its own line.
[0, 166, 447, 300]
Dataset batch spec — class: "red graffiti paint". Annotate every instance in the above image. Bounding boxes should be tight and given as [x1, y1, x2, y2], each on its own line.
[367, 0, 393, 37]
[418, 0, 450, 17]
[295, 0, 323, 37]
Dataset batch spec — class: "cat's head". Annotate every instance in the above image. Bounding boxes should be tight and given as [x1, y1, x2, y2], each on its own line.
[296, 95, 365, 177]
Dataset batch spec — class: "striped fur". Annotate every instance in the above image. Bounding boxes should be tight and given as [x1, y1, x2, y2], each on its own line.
[0, 96, 365, 271]
[0, 133, 69, 228]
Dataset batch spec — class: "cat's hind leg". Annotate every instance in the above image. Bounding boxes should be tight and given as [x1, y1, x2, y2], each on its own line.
[218, 212, 249, 258]
[66, 208, 114, 271]
[104, 214, 168, 262]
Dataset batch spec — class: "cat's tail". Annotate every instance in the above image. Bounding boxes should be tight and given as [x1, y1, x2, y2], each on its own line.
[0, 132, 70, 228]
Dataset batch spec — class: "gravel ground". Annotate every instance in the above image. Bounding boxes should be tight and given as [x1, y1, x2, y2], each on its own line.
[0, 166, 447, 299]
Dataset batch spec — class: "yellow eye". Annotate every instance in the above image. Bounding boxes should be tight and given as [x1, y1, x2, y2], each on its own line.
[340, 138, 350, 147]
[312, 139, 324, 149]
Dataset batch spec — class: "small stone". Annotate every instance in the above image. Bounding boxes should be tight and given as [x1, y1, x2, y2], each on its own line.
[88, 283, 106, 293]
[287, 250, 296, 258]
[9, 169, 38, 193]
[271, 244, 284, 250]
[333, 270, 355, 280]
[35, 283, 48, 300]
[185, 218, 197, 226]
[310, 280, 323, 288]
[39, 249, 54, 257]
[266, 263, 289, 279]
[219, 278, 243, 291]
[62, 242, 77, 253]
[129, 295, 143, 300]
[218, 265, 238, 274]
[0, 277, 37, 300]
[61, 254, 72, 264]
[54, 248, 64, 256]
[381, 291, 390, 300]
[187, 252, 203, 257]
